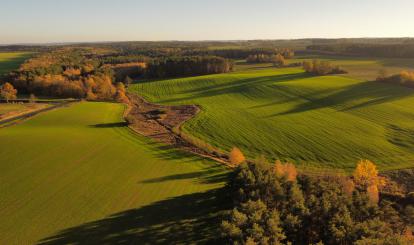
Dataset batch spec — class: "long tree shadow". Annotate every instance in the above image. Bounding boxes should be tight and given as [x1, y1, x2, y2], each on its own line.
[37, 188, 230, 245]
[160, 73, 309, 103]
[90, 122, 129, 128]
[268, 80, 414, 117]
[0, 54, 31, 74]
[140, 166, 230, 185]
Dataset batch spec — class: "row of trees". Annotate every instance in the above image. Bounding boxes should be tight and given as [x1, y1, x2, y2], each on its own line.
[246, 53, 287, 67]
[221, 148, 414, 244]
[307, 43, 414, 58]
[377, 70, 414, 88]
[146, 56, 233, 78]
[302, 60, 347, 75]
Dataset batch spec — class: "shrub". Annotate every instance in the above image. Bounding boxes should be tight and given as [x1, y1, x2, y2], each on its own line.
[229, 147, 246, 166]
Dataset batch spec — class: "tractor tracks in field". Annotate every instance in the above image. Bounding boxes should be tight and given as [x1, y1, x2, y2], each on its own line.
[126, 93, 232, 167]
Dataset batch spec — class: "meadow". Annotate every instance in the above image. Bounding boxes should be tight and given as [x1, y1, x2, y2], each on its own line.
[130, 57, 414, 171]
[0, 102, 227, 244]
[0, 52, 32, 75]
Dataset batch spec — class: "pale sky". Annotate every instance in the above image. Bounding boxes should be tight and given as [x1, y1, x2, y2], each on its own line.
[1, 0, 414, 44]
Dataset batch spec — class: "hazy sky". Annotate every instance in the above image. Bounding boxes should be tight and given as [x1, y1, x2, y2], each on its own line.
[1, 0, 414, 44]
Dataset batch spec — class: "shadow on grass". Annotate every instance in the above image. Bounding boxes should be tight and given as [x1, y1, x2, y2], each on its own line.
[90, 122, 129, 128]
[140, 166, 230, 185]
[37, 188, 230, 245]
[267, 80, 414, 117]
[159, 73, 309, 104]
[0, 54, 32, 74]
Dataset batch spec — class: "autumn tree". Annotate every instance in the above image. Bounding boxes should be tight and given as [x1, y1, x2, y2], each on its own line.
[353, 159, 380, 187]
[272, 54, 286, 67]
[115, 82, 129, 103]
[0, 82, 18, 102]
[229, 147, 246, 166]
[353, 160, 387, 205]
[341, 178, 356, 197]
[274, 160, 297, 181]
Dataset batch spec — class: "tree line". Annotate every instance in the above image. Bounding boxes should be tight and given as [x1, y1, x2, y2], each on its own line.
[302, 60, 347, 75]
[146, 56, 233, 78]
[377, 70, 414, 88]
[307, 43, 414, 58]
[221, 149, 414, 244]
[7, 48, 128, 102]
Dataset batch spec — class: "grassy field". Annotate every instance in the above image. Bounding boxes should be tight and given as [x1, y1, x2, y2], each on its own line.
[130, 61, 414, 172]
[0, 102, 227, 244]
[292, 55, 414, 81]
[0, 52, 32, 75]
[0, 103, 28, 115]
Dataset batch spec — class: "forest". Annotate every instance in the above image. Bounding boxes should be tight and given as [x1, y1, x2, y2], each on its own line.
[222, 155, 414, 244]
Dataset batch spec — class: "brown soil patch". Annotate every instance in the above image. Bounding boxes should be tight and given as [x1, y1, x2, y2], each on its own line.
[126, 93, 231, 166]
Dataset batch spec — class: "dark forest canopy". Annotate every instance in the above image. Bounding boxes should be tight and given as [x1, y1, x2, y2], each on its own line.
[146, 56, 233, 78]
[307, 43, 414, 58]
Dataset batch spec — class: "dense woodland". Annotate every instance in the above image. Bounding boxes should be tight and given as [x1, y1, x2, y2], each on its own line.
[146, 56, 233, 78]
[307, 43, 414, 58]
[221, 154, 414, 245]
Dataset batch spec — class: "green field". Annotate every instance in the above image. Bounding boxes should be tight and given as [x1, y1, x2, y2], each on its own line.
[130, 61, 414, 171]
[0, 52, 32, 75]
[0, 102, 227, 244]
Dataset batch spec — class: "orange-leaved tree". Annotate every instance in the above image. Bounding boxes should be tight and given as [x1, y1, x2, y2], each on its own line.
[341, 178, 356, 197]
[229, 147, 245, 166]
[274, 160, 297, 182]
[0, 82, 17, 102]
[367, 184, 379, 204]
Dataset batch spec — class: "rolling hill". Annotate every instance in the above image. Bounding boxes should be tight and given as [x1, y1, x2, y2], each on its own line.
[130, 65, 414, 171]
[0, 102, 227, 244]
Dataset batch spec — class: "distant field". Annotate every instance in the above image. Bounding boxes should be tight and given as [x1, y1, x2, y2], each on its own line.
[131, 62, 414, 172]
[0, 52, 32, 75]
[292, 55, 414, 81]
[0, 102, 227, 244]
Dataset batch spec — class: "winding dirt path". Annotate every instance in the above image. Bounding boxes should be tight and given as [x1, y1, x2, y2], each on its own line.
[126, 93, 232, 167]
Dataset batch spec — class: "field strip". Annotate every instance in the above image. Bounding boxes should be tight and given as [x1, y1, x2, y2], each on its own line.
[0, 101, 78, 128]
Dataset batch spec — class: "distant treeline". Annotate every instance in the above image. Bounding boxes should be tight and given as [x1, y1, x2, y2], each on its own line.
[3, 47, 234, 99]
[146, 56, 233, 78]
[6, 48, 128, 102]
[377, 70, 414, 88]
[307, 43, 414, 58]
[302, 60, 347, 75]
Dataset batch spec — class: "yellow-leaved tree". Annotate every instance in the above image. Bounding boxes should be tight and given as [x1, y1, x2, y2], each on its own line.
[353, 159, 379, 187]
[229, 147, 245, 166]
[353, 159, 386, 204]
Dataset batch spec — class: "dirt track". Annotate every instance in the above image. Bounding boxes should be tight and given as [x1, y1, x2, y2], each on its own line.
[126, 93, 231, 166]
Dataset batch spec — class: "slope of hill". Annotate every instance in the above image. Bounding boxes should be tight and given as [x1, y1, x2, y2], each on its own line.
[0, 102, 227, 244]
[0, 52, 32, 75]
[130, 66, 414, 171]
